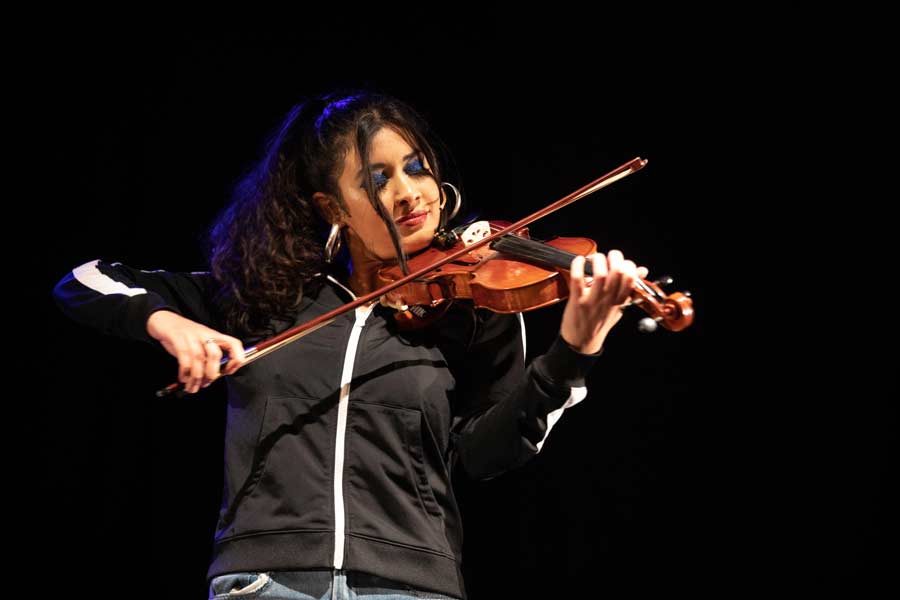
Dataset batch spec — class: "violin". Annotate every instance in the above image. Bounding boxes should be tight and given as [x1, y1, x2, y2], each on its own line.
[156, 157, 693, 398]
[376, 219, 693, 333]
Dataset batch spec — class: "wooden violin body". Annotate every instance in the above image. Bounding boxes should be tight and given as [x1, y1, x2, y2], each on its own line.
[377, 223, 591, 313]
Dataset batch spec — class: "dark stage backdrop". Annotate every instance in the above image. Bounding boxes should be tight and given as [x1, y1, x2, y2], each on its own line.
[27, 20, 894, 600]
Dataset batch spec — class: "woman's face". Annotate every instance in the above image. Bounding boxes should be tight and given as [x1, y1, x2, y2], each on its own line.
[329, 126, 442, 262]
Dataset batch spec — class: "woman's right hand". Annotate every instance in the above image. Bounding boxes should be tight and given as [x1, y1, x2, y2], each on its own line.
[146, 310, 247, 394]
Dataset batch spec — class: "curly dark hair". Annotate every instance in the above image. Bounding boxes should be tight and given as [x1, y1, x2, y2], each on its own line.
[201, 89, 456, 340]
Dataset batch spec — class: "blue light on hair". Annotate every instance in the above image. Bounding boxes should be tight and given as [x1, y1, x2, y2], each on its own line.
[314, 95, 361, 133]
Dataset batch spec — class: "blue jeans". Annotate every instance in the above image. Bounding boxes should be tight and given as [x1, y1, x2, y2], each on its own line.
[207, 568, 462, 599]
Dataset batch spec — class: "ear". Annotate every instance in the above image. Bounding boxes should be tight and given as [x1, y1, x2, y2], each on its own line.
[312, 192, 345, 226]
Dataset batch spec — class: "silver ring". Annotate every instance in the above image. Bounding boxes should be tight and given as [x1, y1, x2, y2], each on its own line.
[204, 338, 217, 345]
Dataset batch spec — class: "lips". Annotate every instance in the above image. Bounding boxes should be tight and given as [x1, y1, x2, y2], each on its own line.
[395, 210, 428, 224]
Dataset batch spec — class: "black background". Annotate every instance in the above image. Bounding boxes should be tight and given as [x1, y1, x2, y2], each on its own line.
[23, 16, 894, 600]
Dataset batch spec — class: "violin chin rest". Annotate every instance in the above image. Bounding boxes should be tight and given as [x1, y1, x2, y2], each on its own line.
[390, 300, 454, 331]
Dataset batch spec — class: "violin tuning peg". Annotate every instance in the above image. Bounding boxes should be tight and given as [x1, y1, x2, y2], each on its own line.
[652, 275, 674, 288]
[637, 317, 659, 333]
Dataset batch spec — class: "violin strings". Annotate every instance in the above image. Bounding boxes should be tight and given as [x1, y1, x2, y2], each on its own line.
[490, 234, 577, 270]
[489, 233, 661, 300]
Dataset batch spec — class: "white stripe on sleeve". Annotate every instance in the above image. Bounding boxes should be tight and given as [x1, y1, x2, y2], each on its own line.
[536, 386, 588, 452]
[72, 259, 148, 297]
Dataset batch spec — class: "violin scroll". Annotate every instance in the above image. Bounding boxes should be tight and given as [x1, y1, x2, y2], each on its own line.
[626, 275, 694, 333]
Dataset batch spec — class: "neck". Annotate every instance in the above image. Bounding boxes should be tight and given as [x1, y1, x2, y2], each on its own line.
[344, 228, 397, 305]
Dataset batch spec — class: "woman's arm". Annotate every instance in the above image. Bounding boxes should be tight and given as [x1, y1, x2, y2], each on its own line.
[52, 258, 248, 393]
[51, 258, 218, 348]
[449, 308, 603, 482]
[450, 250, 643, 481]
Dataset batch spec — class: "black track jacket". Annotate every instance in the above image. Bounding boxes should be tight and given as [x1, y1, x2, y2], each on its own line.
[51, 258, 603, 599]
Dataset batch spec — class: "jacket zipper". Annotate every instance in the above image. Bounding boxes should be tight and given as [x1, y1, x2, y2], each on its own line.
[332, 302, 375, 569]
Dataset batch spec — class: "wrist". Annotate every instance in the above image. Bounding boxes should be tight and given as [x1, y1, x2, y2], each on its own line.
[560, 331, 606, 356]
[146, 308, 181, 338]
[531, 332, 604, 392]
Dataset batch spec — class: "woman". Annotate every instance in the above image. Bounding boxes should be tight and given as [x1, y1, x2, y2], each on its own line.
[52, 90, 647, 600]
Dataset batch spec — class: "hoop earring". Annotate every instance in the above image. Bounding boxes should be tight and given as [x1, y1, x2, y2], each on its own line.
[440, 182, 462, 221]
[324, 222, 342, 264]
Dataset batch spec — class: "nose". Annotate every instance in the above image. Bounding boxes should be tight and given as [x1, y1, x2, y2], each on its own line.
[392, 171, 422, 207]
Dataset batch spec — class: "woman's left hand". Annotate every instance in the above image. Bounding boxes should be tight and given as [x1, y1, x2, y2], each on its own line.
[560, 249, 649, 355]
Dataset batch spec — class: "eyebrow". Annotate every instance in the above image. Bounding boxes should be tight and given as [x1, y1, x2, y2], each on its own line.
[356, 150, 420, 181]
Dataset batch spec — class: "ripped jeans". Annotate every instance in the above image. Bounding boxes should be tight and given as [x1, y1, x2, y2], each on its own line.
[208, 568, 462, 600]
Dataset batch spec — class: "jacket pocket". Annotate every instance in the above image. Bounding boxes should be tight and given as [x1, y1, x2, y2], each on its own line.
[407, 410, 444, 519]
[346, 400, 451, 556]
[234, 395, 335, 535]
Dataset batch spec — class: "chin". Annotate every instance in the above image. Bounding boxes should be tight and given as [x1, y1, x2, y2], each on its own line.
[403, 234, 433, 256]
[396, 214, 439, 257]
